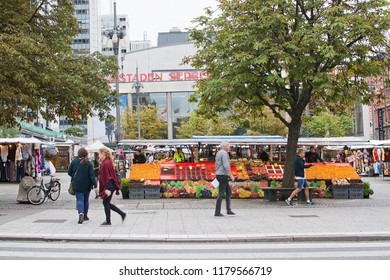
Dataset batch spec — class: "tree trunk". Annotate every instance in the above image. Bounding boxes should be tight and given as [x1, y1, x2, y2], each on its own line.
[282, 117, 302, 188]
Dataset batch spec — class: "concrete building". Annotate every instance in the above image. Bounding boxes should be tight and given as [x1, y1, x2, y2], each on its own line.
[157, 27, 190, 47]
[97, 42, 201, 141]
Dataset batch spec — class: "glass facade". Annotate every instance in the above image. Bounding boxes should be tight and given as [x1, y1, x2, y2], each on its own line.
[129, 92, 196, 138]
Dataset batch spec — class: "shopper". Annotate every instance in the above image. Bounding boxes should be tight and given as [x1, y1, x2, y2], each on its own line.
[98, 147, 126, 226]
[305, 146, 323, 163]
[285, 149, 314, 206]
[214, 141, 235, 216]
[68, 148, 97, 224]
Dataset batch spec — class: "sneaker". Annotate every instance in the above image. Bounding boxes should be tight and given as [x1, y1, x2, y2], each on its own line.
[101, 221, 111, 226]
[214, 213, 224, 217]
[78, 213, 84, 224]
[306, 201, 315, 205]
[227, 211, 235, 215]
[83, 215, 89, 221]
[285, 199, 293, 206]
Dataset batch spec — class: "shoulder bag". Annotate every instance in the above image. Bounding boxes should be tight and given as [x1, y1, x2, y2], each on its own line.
[68, 162, 81, 196]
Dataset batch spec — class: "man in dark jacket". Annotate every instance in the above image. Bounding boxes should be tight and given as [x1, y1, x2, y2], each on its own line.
[305, 146, 323, 163]
[133, 149, 146, 164]
[285, 149, 314, 206]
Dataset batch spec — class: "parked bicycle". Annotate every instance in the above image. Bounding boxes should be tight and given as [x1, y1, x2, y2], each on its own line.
[27, 176, 61, 205]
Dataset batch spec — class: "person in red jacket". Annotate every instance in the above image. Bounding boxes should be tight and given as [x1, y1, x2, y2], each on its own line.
[98, 147, 126, 226]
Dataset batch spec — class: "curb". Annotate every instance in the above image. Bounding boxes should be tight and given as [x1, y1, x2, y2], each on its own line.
[1, 233, 390, 243]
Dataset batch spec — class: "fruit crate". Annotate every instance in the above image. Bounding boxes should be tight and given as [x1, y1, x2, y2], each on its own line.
[145, 186, 160, 195]
[348, 185, 364, 199]
[129, 186, 144, 199]
[332, 185, 349, 199]
[145, 193, 160, 199]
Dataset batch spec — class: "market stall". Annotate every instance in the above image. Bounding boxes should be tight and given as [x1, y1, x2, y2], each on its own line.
[0, 137, 44, 182]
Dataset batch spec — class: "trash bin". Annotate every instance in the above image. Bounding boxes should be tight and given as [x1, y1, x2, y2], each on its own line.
[16, 176, 37, 203]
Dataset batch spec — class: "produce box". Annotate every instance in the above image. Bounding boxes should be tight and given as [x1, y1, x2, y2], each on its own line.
[332, 185, 349, 199]
[349, 184, 364, 199]
[129, 186, 144, 199]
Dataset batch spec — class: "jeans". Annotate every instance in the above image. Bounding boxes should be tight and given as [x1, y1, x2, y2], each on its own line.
[215, 175, 232, 214]
[75, 191, 90, 215]
[102, 192, 125, 223]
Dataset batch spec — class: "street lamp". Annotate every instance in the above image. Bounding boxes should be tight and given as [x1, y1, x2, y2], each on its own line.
[133, 67, 143, 140]
[102, 1, 126, 143]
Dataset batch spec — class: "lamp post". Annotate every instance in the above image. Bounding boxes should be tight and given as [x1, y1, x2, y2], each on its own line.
[133, 67, 143, 139]
[103, 1, 126, 143]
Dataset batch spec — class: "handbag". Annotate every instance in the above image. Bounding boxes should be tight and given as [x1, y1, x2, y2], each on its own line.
[68, 183, 75, 195]
[68, 162, 81, 196]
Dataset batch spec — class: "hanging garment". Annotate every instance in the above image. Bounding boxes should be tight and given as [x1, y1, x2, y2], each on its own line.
[15, 145, 22, 162]
[1, 145, 9, 162]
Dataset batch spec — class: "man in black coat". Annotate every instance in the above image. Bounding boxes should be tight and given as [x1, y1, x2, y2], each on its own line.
[305, 146, 323, 163]
[133, 149, 146, 164]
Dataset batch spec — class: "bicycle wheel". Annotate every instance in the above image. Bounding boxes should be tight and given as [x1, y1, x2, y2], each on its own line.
[27, 186, 46, 205]
[48, 182, 61, 201]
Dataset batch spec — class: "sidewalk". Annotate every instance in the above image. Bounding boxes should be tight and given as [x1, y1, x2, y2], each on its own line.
[0, 175, 389, 243]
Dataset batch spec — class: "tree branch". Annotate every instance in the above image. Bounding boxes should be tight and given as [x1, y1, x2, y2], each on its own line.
[253, 91, 290, 127]
[27, 0, 45, 23]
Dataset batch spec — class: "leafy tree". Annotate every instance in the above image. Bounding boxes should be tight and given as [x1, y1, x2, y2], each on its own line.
[301, 111, 354, 137]
[176, 111, 236, 138]
[0, 0, 118, 127]
[234, 107, 288, 136]
[185, 0, 390, 187]
[122, 105, 167, 139]
[0, 126, 20, 138]
[64, 126, 84, 137]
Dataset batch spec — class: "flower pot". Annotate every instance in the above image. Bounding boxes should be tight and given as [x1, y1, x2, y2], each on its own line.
[363, 194, 370, 199]
[121, 189, 129, 199]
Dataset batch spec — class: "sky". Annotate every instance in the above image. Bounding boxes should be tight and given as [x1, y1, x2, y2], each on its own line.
[100, 0, 219, 46]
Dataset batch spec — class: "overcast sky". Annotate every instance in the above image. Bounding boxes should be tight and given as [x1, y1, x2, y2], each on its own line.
[101, 0, 219, 46]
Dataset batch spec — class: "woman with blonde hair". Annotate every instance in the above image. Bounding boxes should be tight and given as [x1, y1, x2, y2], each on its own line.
[98, 147, 126, 225]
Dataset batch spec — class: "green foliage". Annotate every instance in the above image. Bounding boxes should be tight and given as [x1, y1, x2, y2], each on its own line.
[175, 111, 235, 138]
[0, 0, 118, 127]
[301, 111, 354, 137]
[238, 107, 288, 136]
[185, 0, 390, 187]
[121, 105, 168, 139]
[121, 178, 130, 190]
[64, 126, 84, 137]
[363, 181, 374, 196]
[0, 126, 20, 138]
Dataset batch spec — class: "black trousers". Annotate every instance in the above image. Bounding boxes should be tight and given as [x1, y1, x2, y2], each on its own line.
[102, 192, 125, 223]
[215, 175, 232, 214]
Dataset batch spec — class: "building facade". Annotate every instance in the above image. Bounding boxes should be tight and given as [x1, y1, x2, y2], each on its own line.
[99, 42, 201, 141]
[157, 27, 189, 47]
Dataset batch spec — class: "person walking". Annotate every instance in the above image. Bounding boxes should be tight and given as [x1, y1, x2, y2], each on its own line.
[68, 148, 97, 224]
[214, 141, 235, 217]
[92, 152, 100, 199]
[98, 147, 126, 226]
[285, 149, 314, 206]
